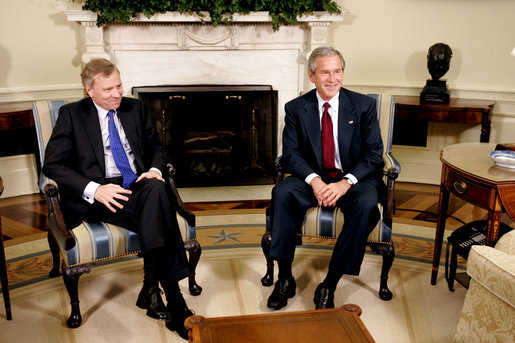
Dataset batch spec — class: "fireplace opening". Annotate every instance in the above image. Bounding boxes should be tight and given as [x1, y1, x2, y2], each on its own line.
[133, 85, 278, 187]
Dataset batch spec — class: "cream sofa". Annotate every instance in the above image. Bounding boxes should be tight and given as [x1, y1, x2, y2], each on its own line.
[453, 229, 515, 343]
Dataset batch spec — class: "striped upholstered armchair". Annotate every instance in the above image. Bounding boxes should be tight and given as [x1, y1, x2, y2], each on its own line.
[32, 99, 202, 328]
[261, 93, 400, 300]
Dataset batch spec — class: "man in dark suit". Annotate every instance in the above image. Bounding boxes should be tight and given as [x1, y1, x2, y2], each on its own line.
[43, 58, 193, 340]
[267, 47, 384, 310]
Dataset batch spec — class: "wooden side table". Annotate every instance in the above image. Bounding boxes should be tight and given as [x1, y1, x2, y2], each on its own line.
[0, 176, 12, 320]
[395, 96, 494, 143]
[431, 143, 515, 285]
[185, 304, 375, 343]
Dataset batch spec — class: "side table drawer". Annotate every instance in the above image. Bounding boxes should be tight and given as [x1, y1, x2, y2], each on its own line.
[444, 169, 491, 208]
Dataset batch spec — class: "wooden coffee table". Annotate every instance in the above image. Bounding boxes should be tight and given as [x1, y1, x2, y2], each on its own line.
[184, 304, 375, 343]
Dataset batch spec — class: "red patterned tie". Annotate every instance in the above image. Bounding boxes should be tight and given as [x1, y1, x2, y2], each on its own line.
[321, 102, 338, 178]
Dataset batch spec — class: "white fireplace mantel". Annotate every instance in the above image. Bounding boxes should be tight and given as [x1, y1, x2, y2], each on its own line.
[66, 10, 344, 63]
[66, 10, 344, 153]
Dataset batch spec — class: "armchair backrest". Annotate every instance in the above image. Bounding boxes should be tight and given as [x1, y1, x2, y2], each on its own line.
[32, 99, 79, 190]
[32, 100, 79, 166]
[366, 93, 395, 154]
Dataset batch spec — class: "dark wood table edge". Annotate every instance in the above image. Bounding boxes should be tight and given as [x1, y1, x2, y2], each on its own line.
[185, 304, 374, 343]
[0, 176, 13, 320]
[394, 96, 494, 143]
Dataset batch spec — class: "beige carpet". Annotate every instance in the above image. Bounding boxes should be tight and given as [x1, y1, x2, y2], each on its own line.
[0, 215, 468, 343]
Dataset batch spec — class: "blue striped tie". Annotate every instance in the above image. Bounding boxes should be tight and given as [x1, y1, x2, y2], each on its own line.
[107, 110, 137, 189]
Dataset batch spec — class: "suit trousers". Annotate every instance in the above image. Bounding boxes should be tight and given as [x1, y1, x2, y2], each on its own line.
[269, 176, 380, 276]
[84, 178, 190, 284]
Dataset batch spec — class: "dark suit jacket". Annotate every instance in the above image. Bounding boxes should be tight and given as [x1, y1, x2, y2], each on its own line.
[281, 88, 384, 186]
[42, 97, 166, 227]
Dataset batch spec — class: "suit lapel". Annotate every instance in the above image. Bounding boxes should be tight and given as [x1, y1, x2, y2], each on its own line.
[337, 91, 357, 164]
[82, 99, 106, 173]
[301, 91, 323, 169]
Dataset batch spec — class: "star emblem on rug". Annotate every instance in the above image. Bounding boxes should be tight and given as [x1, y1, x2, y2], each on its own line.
[208, 229, 244, 243]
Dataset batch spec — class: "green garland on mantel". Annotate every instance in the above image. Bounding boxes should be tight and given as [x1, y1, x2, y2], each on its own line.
[72, 0, 342, 31]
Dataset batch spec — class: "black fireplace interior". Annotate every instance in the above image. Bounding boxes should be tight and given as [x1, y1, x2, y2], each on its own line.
[133, 85, 278, 187]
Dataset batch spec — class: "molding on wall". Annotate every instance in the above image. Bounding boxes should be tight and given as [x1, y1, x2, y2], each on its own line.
[1, 83, 513, 195]
[1, 83, 514, 109]
[346, 83, 515, 111]
[0, 155, 39, 198]
[0, 84, 84, 105]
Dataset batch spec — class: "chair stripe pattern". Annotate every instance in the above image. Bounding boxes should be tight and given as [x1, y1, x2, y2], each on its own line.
[32, 100, 73, 192]
[48, 211, 195, 267]
[295, 94, 396, 244]
[33, 100, 196, 267]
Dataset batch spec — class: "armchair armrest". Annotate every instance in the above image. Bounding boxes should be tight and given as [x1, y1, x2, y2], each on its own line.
[273, 155, 285, 185]
[39, 173, 57, 194]
[167, 163, 195, 227]
[44, 183, 76, 251]
[382, 152, 400, 220]
[383, 152, 400, 181]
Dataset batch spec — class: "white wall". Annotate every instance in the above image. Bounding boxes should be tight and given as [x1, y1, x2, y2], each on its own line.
[334, 0, 515, 90]
[334, 0, 515, 184]
[0, 0, 82, 89]
[1, 0, 514, 196]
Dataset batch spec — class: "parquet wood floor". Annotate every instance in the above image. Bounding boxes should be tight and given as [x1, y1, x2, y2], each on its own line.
[0, 182, 511, 247]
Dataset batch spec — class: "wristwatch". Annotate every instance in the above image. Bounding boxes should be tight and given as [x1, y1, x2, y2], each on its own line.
[343, 177, 353, 186]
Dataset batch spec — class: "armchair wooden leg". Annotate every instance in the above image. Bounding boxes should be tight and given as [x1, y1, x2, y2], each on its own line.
[374, 242, 395, 301]
[48, 232, 61, 277]
[62, 263, 93, 328]
[261, 232, 274, 286]
[185, 240, 202, 296]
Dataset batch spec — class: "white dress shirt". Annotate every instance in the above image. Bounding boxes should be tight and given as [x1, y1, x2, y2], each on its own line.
[304, 91, 357, 186]
[82, 103, 160, 203]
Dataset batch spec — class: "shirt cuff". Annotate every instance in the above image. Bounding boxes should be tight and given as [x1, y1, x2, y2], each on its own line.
[150, 167, 162, 177]
[305, 173, 319, 185]
[83, 181, 100, 204]
[344, 173, 358, 185]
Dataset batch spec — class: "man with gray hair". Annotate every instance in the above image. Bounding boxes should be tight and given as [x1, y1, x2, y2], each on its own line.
[43, 58, 193, 340]
[266, 47, 385, 310]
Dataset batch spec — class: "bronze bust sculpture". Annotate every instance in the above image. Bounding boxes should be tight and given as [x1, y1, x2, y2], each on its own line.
[421, 43, 452, 104]
[427, 43, 453, 81]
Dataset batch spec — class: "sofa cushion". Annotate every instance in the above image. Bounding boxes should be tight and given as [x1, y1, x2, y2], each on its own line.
[467, 244, 515, 307]
[494, 229, 515, 255]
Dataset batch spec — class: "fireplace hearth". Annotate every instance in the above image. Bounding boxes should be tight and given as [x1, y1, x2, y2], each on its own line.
[133, 85, 277, 187]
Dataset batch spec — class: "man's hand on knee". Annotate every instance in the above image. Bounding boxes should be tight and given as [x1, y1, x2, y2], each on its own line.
[94, 184, 132, 212]
[136, 170, 164, 183]
[310, 177, 328, 206]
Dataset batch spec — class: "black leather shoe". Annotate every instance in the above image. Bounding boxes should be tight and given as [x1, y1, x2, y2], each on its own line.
[136, 286, 170, 321]
[165, 306, 194, 340]
[267, 277, 296, 310]
[313, 283, 335, 310]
